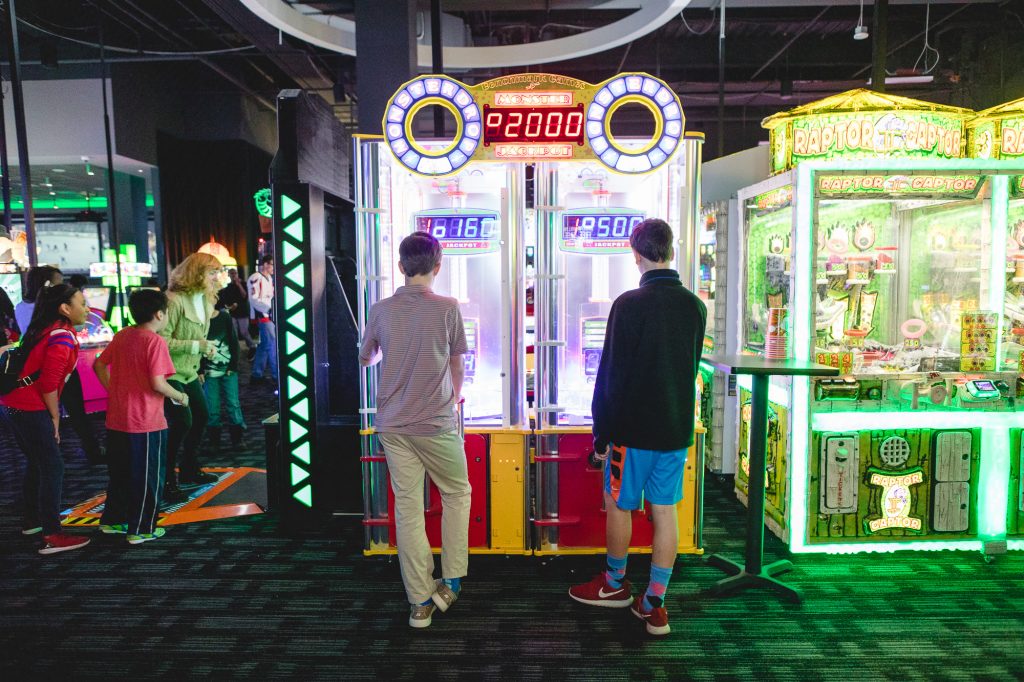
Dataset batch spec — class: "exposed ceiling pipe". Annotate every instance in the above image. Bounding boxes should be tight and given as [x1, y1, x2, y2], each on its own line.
[116, 0, 276, 111]
[749, 4, 830, 80]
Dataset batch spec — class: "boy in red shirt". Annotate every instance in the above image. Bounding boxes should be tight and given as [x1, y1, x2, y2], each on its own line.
[94, 290, 187, 544]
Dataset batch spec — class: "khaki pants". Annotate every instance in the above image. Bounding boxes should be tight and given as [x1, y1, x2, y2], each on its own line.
[379, 430, 471, 604]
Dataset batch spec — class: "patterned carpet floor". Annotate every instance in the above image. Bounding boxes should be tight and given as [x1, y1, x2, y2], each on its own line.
[2, 360, 1023, 680]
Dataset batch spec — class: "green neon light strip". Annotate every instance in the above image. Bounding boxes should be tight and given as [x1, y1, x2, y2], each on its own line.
[1008, 540, 1024, 551]
[279, 192, 314, 510]
[812, 411, 1023, 431]
[978, 428, 1010, 539]
[801, 158, 1024, 172]
[788, 164, 816, 551]
[797, 540, 983, 555]
[10, 196, 155, 210]
[990, 175, 1008, 372]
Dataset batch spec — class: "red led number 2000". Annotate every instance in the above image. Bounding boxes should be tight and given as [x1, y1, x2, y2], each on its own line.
[482, 104, 586, 146]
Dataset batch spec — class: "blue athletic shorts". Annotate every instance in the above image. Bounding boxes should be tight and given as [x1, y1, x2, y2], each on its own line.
[603, 444, 688, 510]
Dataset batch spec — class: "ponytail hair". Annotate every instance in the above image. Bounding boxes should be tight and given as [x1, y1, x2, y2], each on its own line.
[24, 283, 79, 347]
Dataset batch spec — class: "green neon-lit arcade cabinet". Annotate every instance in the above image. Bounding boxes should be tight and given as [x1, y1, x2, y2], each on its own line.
[968, 96, 1024, 551]
[727, 90, 1024, 555]
[265, 91, 362, 524]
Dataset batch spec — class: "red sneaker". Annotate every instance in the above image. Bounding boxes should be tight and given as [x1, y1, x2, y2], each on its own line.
[38, 533, 90, 556]
[568, 574, 633, 608]
[631, 595, 670, 636]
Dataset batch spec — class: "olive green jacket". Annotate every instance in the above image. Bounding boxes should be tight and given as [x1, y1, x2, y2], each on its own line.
[160, 291, 213, 384]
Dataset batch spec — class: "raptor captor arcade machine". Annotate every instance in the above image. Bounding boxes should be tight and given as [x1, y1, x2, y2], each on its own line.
[729, 90, 1024, 555]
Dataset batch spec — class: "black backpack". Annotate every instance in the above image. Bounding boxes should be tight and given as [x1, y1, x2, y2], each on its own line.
[0, 342, 41, 396]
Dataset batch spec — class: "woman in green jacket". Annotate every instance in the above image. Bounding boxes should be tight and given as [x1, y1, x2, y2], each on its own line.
[160, 252, 224, 503]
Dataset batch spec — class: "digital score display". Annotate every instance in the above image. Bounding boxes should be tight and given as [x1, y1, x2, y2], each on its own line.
[384, 73, 683, 175]
[482, 104, 585, 146]
[560, 211, 645, 254]
[414, 210, 500, 255]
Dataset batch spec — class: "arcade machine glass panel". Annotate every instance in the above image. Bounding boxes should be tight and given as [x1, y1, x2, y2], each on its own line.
[389, 165, 512, 426]
[537, 163, 669, 425]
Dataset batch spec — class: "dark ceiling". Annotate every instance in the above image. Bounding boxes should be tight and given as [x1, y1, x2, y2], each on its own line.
[6, 0, 1023, 159]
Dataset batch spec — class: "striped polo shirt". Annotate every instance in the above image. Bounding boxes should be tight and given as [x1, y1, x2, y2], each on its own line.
[360, 285, 468, 436]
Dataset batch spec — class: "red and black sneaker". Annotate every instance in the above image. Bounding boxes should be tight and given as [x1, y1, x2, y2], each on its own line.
[630, 595, 670, 636]
[568, 574, 633, 608]
[38, 533, 90, 556]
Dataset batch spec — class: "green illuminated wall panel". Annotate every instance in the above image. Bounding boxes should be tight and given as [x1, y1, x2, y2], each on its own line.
[276, 190, 315, 508]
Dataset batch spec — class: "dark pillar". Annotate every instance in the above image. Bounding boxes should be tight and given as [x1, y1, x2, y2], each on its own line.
[717, 1, 726, 158]
[1, 0, 36, 263]
[355, 0, 417, 135]
[431, 0, 444, 137]
[0, 78, 11, 234]
[871, 0, 889, 93]
[113, 172, 149, 266]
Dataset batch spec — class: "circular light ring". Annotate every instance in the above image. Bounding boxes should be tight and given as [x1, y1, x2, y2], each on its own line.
[586, 75, 683, 174]
[383, 75, 479, 176]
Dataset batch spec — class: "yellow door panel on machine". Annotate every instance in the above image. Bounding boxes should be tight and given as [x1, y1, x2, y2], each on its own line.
[489, 433, 529, 554]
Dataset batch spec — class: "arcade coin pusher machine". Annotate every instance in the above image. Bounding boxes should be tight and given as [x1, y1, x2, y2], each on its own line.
[725, 90, 1024, 555]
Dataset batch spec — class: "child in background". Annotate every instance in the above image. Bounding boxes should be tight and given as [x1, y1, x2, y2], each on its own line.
[94, 290, 187, 545]
[201, 304, 245, 451]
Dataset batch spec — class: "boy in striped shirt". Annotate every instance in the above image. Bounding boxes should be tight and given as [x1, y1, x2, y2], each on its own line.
[360, 232, 470, 629]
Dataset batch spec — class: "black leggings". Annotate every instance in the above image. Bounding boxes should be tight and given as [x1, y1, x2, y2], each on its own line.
[62, 368, 102, 460]
[165, 378, 209, 482]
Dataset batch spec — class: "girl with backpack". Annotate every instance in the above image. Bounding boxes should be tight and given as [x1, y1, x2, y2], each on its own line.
[1, 284, 92, 555]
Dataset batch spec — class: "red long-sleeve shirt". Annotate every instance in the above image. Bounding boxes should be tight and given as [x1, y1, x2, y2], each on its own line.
[0, 321, 79, 411]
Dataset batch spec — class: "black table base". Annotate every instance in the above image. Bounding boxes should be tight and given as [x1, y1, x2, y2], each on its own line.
[697, 358, 838, 605]
[705, 554, 802, 603]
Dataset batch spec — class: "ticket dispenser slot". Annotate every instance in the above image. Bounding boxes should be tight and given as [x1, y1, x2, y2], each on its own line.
[820, 433, 858, 514]
[932, 430, 972, 532]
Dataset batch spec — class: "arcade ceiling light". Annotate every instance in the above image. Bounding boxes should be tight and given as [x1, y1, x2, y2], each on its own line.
[238, 0, 690, 68]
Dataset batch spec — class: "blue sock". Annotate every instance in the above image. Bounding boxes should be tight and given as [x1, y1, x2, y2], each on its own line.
[642, 563, 673, 611]
[443, 577, 461, 592]
[419, 598, 432, 606]
[605, 553, 627, 589]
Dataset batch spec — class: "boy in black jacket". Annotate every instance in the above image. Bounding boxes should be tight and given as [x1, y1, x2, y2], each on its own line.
[568, 218, 707, 637]
[201, 304, 246, 450]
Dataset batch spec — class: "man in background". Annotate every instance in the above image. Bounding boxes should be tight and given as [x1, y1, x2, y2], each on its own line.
[247, 256, 277, 385]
